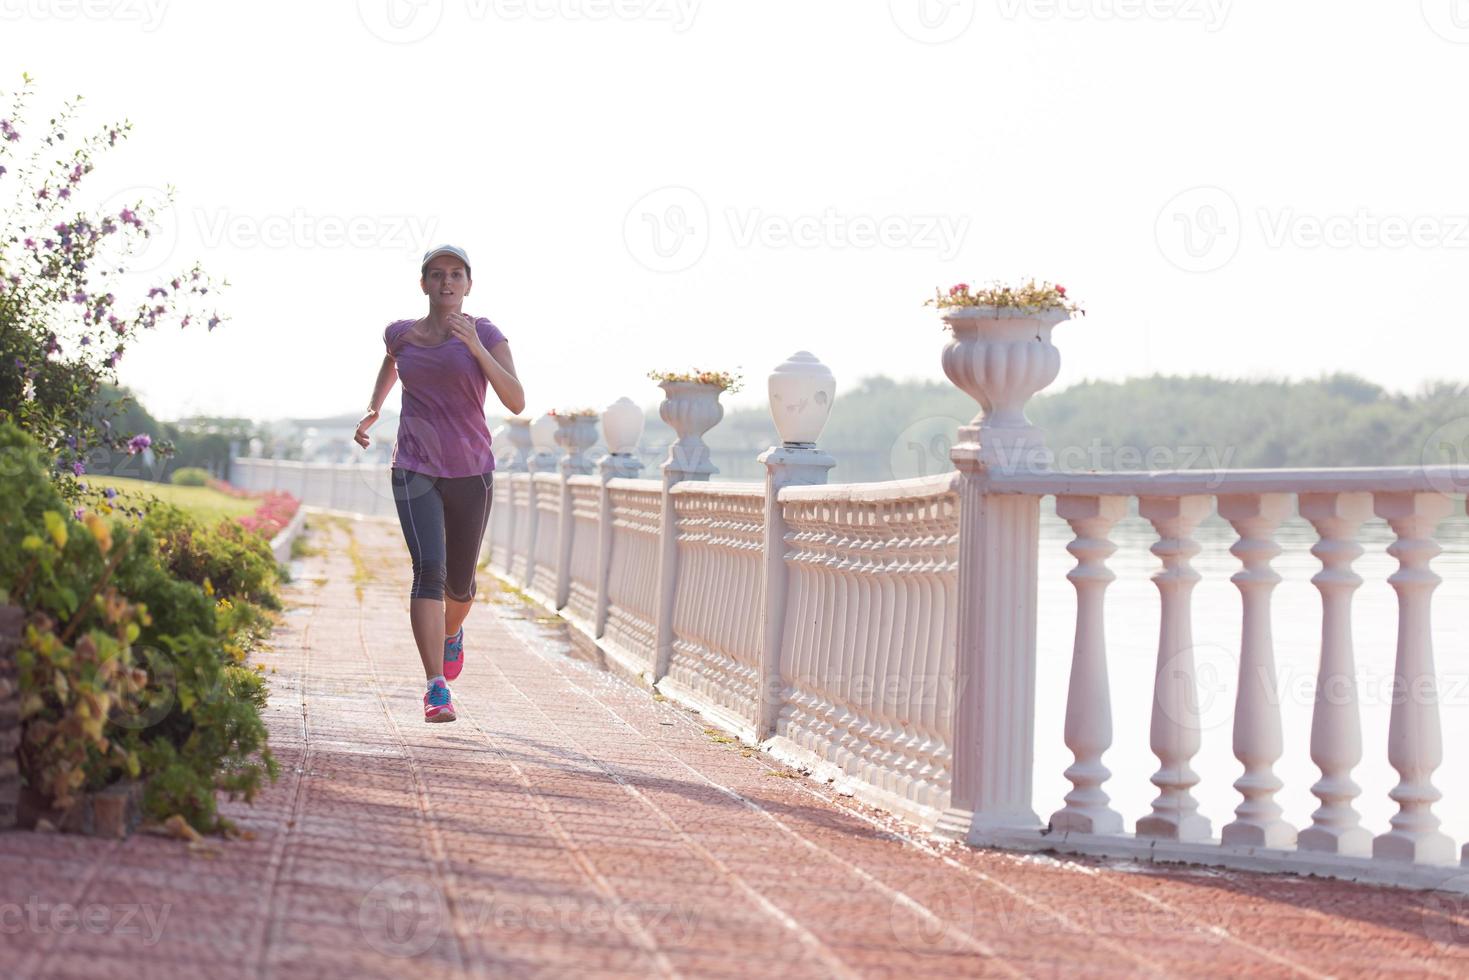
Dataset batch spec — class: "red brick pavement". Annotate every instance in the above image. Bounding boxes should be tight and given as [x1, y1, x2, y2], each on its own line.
[2, 516, 1468, 979]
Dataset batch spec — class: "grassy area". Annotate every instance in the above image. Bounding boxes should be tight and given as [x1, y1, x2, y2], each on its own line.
[94, 475, 260, 525]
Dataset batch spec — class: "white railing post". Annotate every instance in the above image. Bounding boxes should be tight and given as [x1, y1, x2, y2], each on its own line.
[595, 398, 646, 638]
[523, 413, 559, 590]
[757, 353, 837, 741]
[1219, 492, 1295, 849]
[1050, 494, 1126, 835]
[933, 307, 1066, 841]
[1373, 490, 1456, 865]
[553, 414, 599, 610]
[1298, 491, 1373, 857]
[652, 381, 724, 683]
[494, 419, 531, 572]
[1136, 494, 1213, 842]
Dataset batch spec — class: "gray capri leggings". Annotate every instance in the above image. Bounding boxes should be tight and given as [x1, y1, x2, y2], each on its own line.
[390, 467, 494, 602]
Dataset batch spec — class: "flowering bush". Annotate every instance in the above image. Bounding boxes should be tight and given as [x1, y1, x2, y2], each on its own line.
[647, 369, 744, 393]
[235, 491, 299, 540]
[0, 75, 228, 488]
[549, 407, 599, 418]
[926, 278, 1084, 316]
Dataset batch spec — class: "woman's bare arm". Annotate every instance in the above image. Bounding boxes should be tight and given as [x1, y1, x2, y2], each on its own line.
[476, 340, 525, 416]
[354, 353, 399, 449]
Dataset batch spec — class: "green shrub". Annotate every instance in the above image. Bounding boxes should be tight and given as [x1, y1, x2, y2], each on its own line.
[0, 420, 277, 832]
[168, 467, 211, 487]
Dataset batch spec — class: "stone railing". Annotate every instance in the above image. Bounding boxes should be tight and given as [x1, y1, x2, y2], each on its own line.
[239, 324, 1469, 894]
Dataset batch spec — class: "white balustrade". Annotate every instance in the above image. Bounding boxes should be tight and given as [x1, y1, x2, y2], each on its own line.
[1049, 494, 1126, 835]
[1298, 491, 1373, 856]
[226, 317, 1469, 896]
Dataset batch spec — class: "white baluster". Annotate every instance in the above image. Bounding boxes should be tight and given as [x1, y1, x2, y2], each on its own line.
[1219, 493, 1295, 849]
[1050, 495, 1126, 835]
[1372, 491, 1456, 865]
[1136, 495, 1213, 841]
[1298, 492, 1373, 857]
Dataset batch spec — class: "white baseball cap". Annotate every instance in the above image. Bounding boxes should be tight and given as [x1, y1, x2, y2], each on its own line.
[421, 244, 471, 276]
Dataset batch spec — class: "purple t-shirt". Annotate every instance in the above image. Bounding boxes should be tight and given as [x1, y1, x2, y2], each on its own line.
[384, 316, 508, 478]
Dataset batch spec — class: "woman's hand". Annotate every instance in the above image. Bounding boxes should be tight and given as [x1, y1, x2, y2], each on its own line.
[354, 410, 379, 449]
[447, 312, 485, 354]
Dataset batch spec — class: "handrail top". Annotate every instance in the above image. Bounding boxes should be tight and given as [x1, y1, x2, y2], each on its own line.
[605, 477, 663, 493]
[780, 470, 961, 503]
[985, 465, 1469, 497]
[670, 480, 764, 498]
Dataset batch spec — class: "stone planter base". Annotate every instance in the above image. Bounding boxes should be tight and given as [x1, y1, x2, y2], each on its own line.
[16, 781, 145, 839]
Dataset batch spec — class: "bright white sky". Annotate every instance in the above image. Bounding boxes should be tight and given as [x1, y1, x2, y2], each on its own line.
[4, 1, 1468, 423]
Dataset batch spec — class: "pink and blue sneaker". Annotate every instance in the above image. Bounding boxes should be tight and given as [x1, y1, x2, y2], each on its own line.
[424, 680, 456, 723]
[443, 627, 465, 681]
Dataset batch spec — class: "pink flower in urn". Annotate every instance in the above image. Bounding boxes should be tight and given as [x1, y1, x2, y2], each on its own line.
[1055, 285, 1067, 297]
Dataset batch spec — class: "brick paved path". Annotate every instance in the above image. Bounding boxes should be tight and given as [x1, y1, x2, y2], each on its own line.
[3, 516, 1468, 978]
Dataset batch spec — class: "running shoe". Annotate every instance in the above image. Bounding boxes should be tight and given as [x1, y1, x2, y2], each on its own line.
[424, 680, 456, 723]
[443, 627, 465, 681]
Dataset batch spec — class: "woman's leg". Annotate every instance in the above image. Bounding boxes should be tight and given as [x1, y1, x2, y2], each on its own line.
[391, 467, 451, 680]
[441, 471, 494, 637]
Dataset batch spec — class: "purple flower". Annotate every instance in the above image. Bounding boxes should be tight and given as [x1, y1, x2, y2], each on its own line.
[207, 316, 220, 331]
[58, 188, 70, 200]
[72, 460, 85, 477]
[22, 237, 34, 249]
[127, 434, 152, 454]
[0, 166, 7, 176]
[80, 335, 92, 346]
[73, 508, 84, 522]
[104, 487, 117, 501]
[72, 291, 87, 304]
[0, 119, 17, 141]
[147, 286, 166, 298]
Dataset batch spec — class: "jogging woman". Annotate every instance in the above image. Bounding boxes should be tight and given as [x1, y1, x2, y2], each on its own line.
[353, 244, 526, 723]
